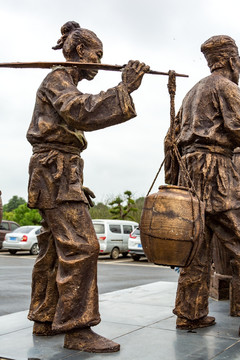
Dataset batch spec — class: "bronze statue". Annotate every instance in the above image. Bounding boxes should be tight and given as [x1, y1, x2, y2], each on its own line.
[165, 35, 240, 330]
[27, 21, 149, 352]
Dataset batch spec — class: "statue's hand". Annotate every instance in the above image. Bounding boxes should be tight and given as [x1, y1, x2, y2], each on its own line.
[121, 60, 149, 93]
[82, 186, 96, 208]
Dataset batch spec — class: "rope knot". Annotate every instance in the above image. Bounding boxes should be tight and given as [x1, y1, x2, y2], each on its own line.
[168, 70, 176, 95]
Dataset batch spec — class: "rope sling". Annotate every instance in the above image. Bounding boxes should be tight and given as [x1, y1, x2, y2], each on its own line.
[141, 71, 205, 268]
[147, 70, 199, 199]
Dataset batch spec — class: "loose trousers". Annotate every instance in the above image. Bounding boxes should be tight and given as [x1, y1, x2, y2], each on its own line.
[28, 202, 101, 332]
[173, 209, 240, 320]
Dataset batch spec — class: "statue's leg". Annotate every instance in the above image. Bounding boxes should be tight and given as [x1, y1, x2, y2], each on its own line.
[28, 217, 59, 335]
[42, 201, 119, 352]
[211, 208, 240, 317]
[173, 225, 215, 329]
[42, 202, 100, 331]
[230, 259, 240, 316]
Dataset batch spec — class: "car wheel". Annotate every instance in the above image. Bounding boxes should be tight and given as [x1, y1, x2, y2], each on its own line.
[131, 254, 141, 261]
[122, 252, 128, 258]
[9, 250, 17, 255]
[30, 243, 39, 255]
[110, 247, 120, 260]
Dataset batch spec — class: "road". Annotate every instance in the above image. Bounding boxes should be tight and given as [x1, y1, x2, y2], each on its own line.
[0, 252, 179, 316]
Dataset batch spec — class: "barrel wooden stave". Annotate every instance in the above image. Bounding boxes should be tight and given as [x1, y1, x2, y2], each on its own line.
[140, 185, 205, 267]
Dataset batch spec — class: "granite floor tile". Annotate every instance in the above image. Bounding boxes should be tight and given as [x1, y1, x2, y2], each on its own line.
[0, 311, 31, 336]
[1, 281, 240, 360]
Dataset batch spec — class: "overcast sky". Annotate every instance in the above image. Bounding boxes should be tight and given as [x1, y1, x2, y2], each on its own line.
[1, 0, 240, 205]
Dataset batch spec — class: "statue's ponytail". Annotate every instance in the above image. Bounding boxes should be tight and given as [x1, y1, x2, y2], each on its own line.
[52, 21, 81, 50]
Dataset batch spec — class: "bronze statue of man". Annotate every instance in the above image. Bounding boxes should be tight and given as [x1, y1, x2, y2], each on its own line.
[165, 35, 240, 330]
[27, 21, 149, 352]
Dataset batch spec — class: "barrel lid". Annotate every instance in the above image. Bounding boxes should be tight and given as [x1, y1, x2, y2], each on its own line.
[158, 185, 191, 191]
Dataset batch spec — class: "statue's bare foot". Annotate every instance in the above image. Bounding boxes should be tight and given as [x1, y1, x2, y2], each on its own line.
[64, 327, 120, 353]
[33, 321, 61, 336]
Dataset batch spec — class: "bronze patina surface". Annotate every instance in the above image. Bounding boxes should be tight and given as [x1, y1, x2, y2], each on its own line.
[165, 35, 240, 329]
[140, 185, 205, 267]
[0, 61, 188, 78]
[27, 21, 149, 352]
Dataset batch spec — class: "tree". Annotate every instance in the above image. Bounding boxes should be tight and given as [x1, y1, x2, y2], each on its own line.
[3, 203, 42, 226]
[109, 190, 138, 221]
[89, 202, 111, 219]
[3, 195, 26, 212]
[133, 197, 145, 223]
[88, 192, 145, 222]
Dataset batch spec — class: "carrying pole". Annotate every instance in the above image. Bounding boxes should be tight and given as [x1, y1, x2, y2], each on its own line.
[0, 61, 189, 78]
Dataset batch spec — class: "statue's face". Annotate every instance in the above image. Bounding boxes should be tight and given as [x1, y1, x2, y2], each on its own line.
[76, 36, 103, 80]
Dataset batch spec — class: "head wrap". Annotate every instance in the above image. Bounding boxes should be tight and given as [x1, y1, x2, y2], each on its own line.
[201, 35, 239, 71]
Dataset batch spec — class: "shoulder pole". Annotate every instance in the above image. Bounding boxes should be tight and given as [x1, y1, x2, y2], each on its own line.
[0, 61, 189, 78]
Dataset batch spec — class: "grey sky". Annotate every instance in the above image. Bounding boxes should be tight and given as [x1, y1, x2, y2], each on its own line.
[1, 0, 240, 205]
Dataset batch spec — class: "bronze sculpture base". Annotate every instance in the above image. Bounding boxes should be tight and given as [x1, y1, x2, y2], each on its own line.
[176, 316, 216, 330]
[64, 327, 120, 353]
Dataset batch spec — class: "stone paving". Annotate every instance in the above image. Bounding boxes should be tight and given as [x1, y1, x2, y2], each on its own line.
[1, 281, 240, 360]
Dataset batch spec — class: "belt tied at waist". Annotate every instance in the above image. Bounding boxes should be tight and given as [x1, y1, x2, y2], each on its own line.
[32, 144, 82, 181]
[32, 143, 81, 155]
[182, 144, 233, 158]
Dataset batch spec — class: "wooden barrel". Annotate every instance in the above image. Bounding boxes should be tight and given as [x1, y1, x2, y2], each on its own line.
[140, 185, 205, 267]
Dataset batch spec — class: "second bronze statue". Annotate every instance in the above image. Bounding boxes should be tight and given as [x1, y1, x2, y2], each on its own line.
[165, 35, 240, 331]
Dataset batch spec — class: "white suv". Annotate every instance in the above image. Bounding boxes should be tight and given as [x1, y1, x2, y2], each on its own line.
[128, 227, 145, 261]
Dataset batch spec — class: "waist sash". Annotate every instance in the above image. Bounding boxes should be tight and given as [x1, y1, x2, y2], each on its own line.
[182, 144, 233, 158]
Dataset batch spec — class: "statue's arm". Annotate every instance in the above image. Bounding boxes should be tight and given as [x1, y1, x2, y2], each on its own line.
[43, 69, 137, 131]
[219, 82, 240, 144]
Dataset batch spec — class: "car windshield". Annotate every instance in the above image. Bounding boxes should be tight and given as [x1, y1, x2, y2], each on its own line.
[93, 224, 105, 234]
[13, 226, 35, 234]
[132, 228, 140, 236]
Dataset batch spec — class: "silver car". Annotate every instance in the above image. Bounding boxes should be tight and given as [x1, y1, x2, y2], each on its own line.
[3, 225, 41, 255]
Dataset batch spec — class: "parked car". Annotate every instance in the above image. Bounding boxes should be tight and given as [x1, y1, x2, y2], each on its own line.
[2, 225, 41, 255]
[92, 219, 138, 259]
[0, 220, 20, 249]
[128, 227, 146, 261]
